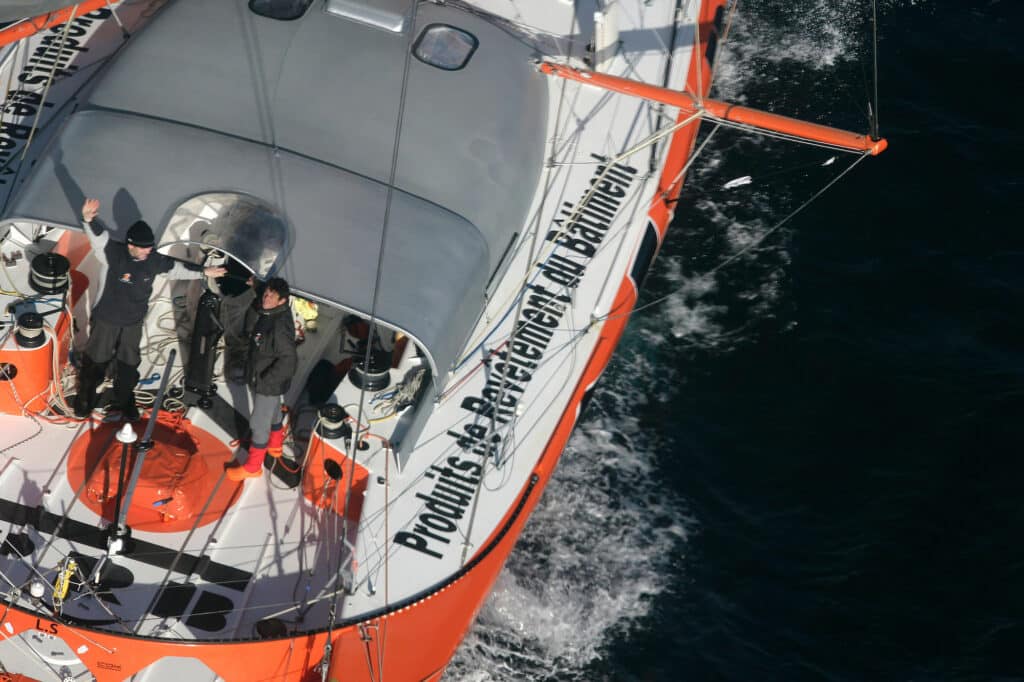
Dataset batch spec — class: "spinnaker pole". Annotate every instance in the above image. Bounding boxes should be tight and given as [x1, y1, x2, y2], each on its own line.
[538, 62, 888, 156]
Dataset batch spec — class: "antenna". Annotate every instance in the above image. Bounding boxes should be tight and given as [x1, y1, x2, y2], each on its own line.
[870, 0, 880, 141]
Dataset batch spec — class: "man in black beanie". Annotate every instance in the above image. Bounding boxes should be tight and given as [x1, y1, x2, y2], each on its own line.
[74, 197, 226, 420]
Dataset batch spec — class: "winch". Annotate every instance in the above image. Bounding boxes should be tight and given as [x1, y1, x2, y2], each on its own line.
[28, 252, 70, 295]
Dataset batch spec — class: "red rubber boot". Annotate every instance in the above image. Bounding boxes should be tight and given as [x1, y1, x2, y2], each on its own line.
[267, 426, 285, 458]
[227, 445, 266, 481]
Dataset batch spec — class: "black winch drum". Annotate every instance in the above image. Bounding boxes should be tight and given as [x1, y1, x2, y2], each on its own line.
[15, 312, 45, 348]
[28, 253, 71, 295]
[349, 346, 392, 391]
[317, 403, 350, 440]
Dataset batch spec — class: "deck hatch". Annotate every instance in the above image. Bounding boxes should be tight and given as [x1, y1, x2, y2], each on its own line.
[324, 0, 410, 33]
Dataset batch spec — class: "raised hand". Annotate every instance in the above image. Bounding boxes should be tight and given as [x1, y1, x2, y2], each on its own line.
[82, 198, 100, 222]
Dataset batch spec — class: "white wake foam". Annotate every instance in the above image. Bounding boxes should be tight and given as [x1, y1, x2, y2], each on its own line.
[713, 0, 865, 101]
[447, 351, 694, 680]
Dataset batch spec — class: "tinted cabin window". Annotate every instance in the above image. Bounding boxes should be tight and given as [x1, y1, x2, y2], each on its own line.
[413, 24, 478, 71]
[249, 0, 314, 20]
[161, 193, 288, 280]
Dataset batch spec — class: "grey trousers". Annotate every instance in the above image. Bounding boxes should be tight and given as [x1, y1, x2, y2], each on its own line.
[80, 319, 143, 411]
[250, 392, 282, 448]
[85, 319, 143, 366]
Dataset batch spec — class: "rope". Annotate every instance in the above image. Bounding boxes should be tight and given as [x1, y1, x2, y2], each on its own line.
[700, 113, 868, 155]
[453, 0, 606, 564]
[441, 0, 585, 58]
[18, 3, 76, 163]
[870, 0, 880, 140]
[454, 108, 705, 368]
[447, 109, 704, 398]
[0, 38, 22, 156]
[708, 0, 740, 88]
[603, 150, 873, 323]
[324, 3, 424, 675]
[137, 465, 241, 635]
[693, 0, 704, 105]
[659, 120, 722, 203]
[0, 364, 45, 454]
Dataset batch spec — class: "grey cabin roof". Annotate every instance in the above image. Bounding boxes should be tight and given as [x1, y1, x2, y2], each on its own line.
[3, 0, 549, 379]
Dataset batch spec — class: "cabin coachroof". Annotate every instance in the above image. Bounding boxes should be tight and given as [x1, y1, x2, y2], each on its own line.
[2, 0, 549, 382]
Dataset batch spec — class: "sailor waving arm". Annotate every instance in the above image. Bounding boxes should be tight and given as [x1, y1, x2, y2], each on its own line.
[80, 197, 226, 279]
[80, 197, 108, 249]
[80, 197, 111, 303]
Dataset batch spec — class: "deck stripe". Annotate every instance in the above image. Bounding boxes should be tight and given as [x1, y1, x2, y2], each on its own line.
[0, 498, 252, 591]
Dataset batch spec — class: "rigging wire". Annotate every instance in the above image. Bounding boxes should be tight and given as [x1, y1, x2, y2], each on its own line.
[693, 0, 704, 105]
[603, 150, 873, 323]
[457, 42, 719, 361]
[659, 120, 722, 203]
[446, 114, 716, 405]
[455, 0, 617, 566]
[699, 113, 870, 154]
[136, 466, 241, 635]
[0, 0, 887, 665]
[442, 0, 585, 59]
[0, 38, 22, 156]
[870, 0, 880, 140]
[447, 149, 871, 394]
[18, 2, 75, 163]
[648, 0, 687, 174]
[323, 1, 424, 676]
[708, 0, 740, 88]
[454, 109, 704, 368]
[0, 527, 129, 635]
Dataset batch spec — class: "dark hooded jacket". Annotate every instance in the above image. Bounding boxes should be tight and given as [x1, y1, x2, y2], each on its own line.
[223, 286, 297, 396]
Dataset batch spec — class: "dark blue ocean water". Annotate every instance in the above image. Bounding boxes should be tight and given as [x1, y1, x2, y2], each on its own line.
[450, 2, 1024, 681]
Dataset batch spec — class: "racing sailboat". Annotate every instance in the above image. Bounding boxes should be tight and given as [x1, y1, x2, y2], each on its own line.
[0, 1, 884, 679]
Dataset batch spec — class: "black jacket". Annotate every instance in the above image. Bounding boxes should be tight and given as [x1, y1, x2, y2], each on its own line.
[225, 288, 297, 396]
[84, 218, 204, 326]
[92, 240, 177, 325]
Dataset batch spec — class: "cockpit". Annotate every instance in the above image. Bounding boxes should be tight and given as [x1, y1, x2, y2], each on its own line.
[0, 200, 433, 504]
[155, 191, 433, 456]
